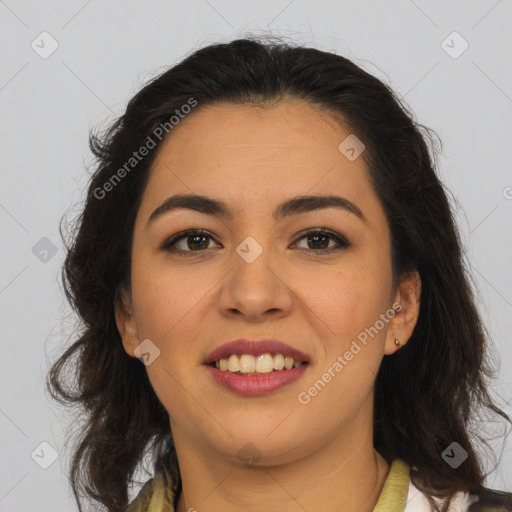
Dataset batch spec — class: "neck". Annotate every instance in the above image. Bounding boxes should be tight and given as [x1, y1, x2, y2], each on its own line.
[172, 413, 390, 512]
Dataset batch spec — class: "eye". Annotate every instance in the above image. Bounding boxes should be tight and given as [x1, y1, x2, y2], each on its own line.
[160, 227, 350, 257]
[292, 227, 350, 255]
[160, 229, 220, 256]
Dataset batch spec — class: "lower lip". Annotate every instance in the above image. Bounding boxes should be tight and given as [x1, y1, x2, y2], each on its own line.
[204, 364, 309, 395]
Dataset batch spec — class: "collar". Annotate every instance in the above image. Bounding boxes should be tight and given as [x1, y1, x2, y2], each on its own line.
[373, 458, 410, 512]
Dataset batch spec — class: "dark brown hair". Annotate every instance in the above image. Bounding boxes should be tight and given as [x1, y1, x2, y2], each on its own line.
[47, 35, 511, 511]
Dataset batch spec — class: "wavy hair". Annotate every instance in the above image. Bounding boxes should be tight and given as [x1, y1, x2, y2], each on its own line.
[47, 35, 511, 511]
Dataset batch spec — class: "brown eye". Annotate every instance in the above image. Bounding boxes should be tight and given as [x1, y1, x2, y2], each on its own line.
[161, 229, 221, 256]
[161, 227, 350, 257]
[293, 228, 350, 255]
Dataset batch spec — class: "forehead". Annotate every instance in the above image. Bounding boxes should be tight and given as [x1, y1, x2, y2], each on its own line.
[137, 101, 382, 228]
[152, 100, 353, 169]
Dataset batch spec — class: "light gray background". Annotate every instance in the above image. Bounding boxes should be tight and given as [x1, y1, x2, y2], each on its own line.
[1, 1, 511, 510]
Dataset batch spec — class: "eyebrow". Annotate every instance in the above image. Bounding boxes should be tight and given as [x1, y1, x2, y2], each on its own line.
[147, 193, 367, 227]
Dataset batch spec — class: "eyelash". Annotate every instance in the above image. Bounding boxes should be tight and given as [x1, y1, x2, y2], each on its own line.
[160, 227, 350, 257]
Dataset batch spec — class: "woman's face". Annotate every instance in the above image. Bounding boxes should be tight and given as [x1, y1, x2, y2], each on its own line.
[116, 100, 420, 465]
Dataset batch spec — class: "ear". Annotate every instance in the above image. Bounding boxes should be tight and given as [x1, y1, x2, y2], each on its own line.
[384, 270, 421, 355]
[114, 285, 140, 359]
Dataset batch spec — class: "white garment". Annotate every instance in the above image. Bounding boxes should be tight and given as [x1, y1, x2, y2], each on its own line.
[404, 479, 479, 512]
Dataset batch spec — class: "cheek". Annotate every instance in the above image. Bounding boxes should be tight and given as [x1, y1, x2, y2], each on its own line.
[296, 271, 389, 415]
[130, 259, 201, 412]
[130, 251, 208, 342]
[293, 261, 389, 342]
[129, 251, 217, 405]
[293, 254, 392, 394]
[339, 246, 393, 333]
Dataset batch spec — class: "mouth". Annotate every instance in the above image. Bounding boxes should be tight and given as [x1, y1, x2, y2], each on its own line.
[203, 338, 311, 373]
[203, 339, 311, 395]
[207, 353, 309, 375]
[204, 341, 311, 395]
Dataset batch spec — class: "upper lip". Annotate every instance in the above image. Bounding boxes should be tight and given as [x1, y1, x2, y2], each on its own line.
[204, 338, 311, 365]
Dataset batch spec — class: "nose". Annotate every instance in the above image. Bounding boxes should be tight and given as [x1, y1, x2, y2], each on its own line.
[216, 241, 294, 322]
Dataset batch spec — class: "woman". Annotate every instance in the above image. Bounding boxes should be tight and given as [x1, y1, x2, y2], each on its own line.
[47, 36, 512, 512]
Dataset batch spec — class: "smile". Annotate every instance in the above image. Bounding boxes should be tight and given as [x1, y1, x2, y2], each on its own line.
[211, 352, 306, 375]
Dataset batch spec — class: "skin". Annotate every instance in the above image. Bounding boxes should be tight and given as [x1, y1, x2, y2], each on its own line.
[116, 100, 421, 512]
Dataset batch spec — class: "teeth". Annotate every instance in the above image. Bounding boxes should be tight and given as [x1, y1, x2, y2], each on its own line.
[273, 353, 285, 370]
[256, 353, 274, 373]
[227, 354, 240, 372]
[214, 353, 305, 375]
[240, 354, 256, 373]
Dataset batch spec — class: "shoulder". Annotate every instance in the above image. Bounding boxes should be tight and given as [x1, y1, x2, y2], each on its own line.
[405, 479, 512, 512]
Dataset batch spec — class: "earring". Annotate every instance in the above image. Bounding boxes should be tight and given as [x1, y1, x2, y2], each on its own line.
[394, 338, 401, 347]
